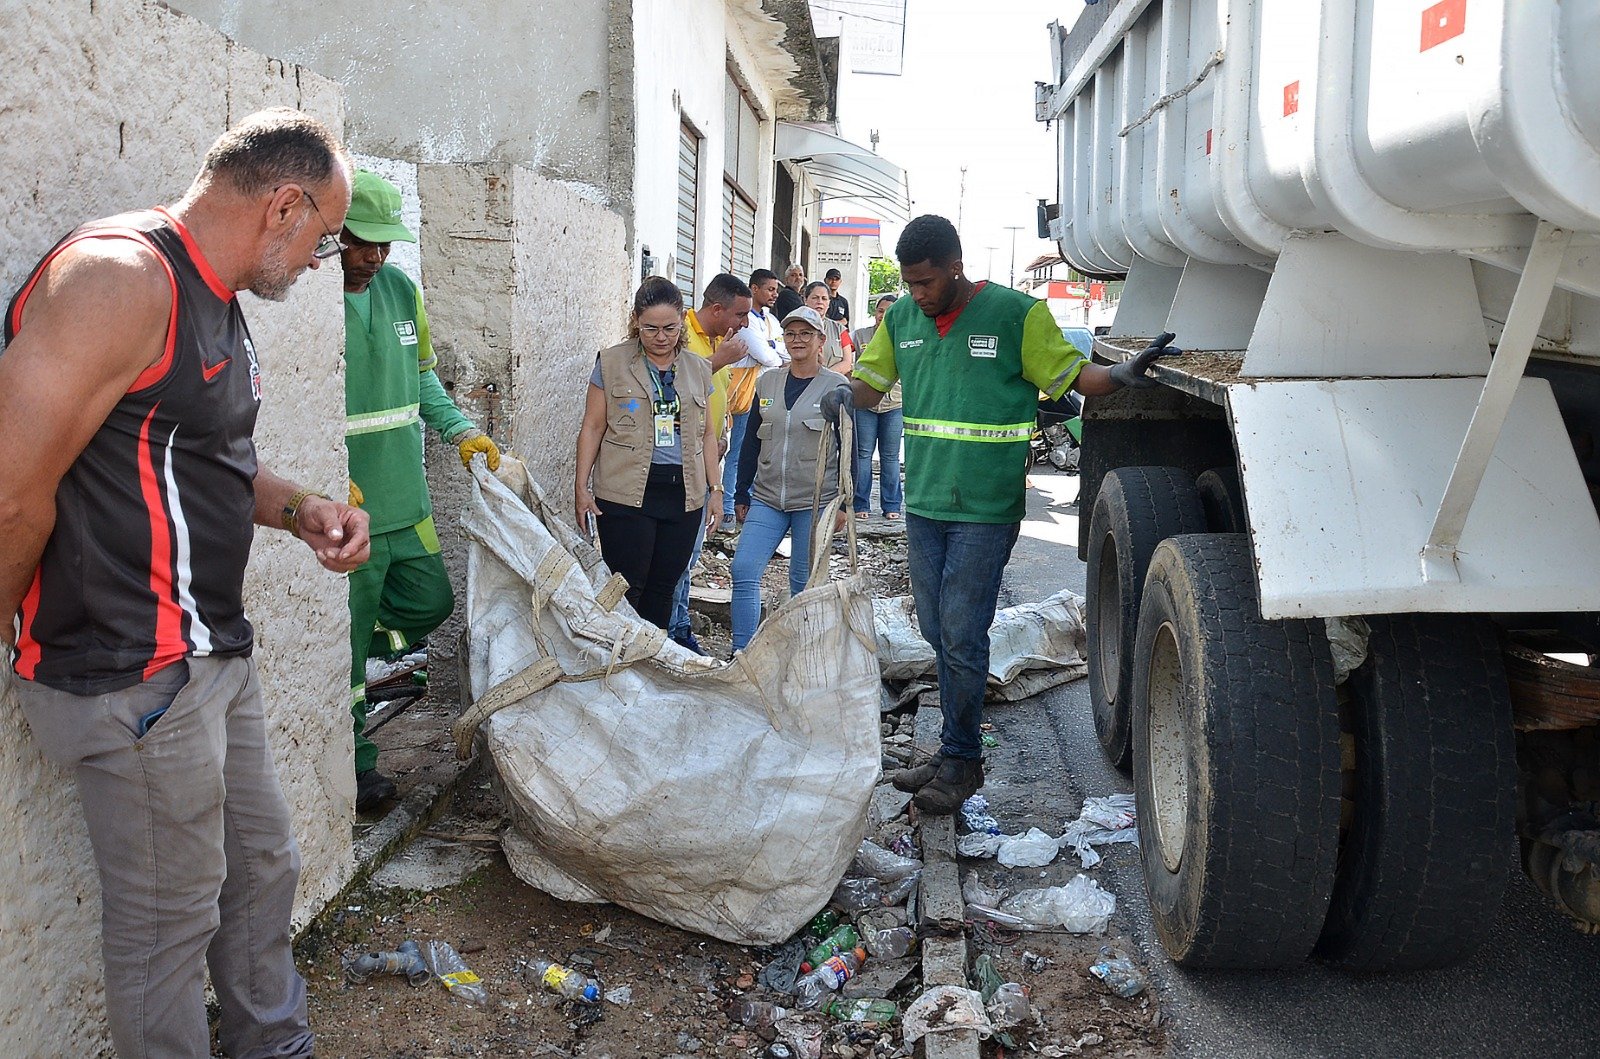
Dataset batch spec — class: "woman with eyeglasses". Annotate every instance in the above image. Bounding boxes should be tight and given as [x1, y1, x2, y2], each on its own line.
[575, 277, 722, 631]
[728, 306, 849, 652]
[804, 281, 854, 374]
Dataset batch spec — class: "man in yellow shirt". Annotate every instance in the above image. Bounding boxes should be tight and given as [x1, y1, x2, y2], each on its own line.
[671, 273, 752, 651]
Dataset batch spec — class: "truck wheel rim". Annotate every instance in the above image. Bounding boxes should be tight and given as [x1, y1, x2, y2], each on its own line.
[1148, 619, 1189, 873]
[1096, 533, 1121, 704]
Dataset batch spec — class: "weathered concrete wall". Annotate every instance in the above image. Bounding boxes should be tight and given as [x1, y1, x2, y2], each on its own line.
[0, 1, 352, 1053]
[168, 0, 612, 189]
[353, 152, 422, 283]
[412, 166, 629, 680]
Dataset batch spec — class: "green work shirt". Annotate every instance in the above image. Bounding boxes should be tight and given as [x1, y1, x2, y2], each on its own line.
[345, 265, 474, 535]
[853, 284, 1084, 523]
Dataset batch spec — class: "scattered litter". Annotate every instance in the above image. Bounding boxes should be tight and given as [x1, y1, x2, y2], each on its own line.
[829, 876, 884, 913]
[1060, 794, 1139, 868]
[902, 985, 994, 1044]
[774, 1014, 826, 1059]
[986, 982, 1030, 1029]
[1039, 1033, 1106, 1057]
[873, 591, 1087, 698]
[1021, 950, 1054, 974]
[880, 871, 919, 905]
[422, 939, 488, 1005]
[518, 957, 601, 1003]
[1089, 947, 1148, 999]
[739, 1000, 790, 1030]
[794, 946, 867, 1008]
[998, 827, 1064, 868]
[800, 924, 860, 972]
[860, 922, 916, 959]
[981, 732, 1000, 748]
[960, 794, 1003, 835]
[603, 984, 633, 1006]
[966, 874, 1116, 933]
[757, 937, 806, 994]
[342, 940, 430, 986]
[824, 997, 899, 1024]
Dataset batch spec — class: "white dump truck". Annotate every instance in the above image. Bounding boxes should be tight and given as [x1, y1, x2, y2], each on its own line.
[1036, 0, 1600, 970]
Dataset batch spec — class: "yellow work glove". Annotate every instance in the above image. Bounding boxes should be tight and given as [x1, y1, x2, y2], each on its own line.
[455, 429, 501, 472]
[348, 480, 365, 507]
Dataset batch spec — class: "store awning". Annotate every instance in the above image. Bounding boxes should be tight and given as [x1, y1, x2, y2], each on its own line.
[775, 122, 910, 222]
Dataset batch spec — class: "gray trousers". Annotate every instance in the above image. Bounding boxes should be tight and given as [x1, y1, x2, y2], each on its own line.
[14, 656, 313, 1059]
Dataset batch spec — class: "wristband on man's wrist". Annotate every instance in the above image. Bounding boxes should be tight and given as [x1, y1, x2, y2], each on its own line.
[282, 489, 331, 538]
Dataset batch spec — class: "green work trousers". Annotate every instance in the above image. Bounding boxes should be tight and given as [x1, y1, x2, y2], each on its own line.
[348, 517, 454, 773]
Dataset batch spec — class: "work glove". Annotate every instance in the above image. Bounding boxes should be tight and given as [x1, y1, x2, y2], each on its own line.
[455, 429, 501, 472]
[348, 480, 365, 508]
[1107, 332, 1181, 390]
[819, 383, 854, 426]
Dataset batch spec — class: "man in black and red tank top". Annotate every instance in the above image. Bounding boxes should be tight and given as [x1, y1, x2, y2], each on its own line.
[0, 109, 370, 1059]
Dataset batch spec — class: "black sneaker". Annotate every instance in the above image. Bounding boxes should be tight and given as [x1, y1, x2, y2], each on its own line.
[673, 630, 707, 655]
[912, 757, 985, 816]
[892, 751, 945, 793]
[355, 769, 397, 812]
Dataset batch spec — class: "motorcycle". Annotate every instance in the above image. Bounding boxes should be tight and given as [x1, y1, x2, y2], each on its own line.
[1031, 391, 1082, 472]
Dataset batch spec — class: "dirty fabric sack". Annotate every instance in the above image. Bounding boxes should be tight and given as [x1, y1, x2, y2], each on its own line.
[872, 589, 1087, 698]
[458, 462, 881, 945]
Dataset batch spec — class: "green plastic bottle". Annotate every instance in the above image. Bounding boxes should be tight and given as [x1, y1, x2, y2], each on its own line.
[800, 925, 859, 972]
[824, 997, 899, 1025]
[801, 910, 840, 943]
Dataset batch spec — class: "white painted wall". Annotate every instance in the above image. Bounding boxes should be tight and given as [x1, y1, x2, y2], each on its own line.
[168, 0, 611, 185]
[0, 2, 352, 1053]
[633, 0, 788, 297]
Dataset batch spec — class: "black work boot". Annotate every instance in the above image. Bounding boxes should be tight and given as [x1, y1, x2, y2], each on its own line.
[892, 751, 945, 793]
[912, 757, 985, 815]
[355, 769, 397, 812]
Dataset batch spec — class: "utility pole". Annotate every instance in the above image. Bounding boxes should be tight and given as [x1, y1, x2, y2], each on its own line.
[1003, 225, 1024, 287]
[957, 166, 968, 239]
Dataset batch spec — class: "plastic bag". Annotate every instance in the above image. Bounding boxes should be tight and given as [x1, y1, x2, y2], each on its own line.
[997, 827, 1062, 868]
[1089, 947, 1147, 999]
[902, 985, 994, 1044]
[956, 831, 1005, 858]
[986, 982, 1030, 1029]
[967, 875, 1115, 934]
[960, 795, 1002, 835]
[851, 839, 921, 882]
[1060, 793, 1139, 869]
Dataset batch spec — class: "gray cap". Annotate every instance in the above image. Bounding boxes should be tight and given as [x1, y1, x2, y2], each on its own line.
[781, 306, 827, 334]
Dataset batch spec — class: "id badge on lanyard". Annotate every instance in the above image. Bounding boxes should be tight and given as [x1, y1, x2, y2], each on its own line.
[654, 412, 677, 447]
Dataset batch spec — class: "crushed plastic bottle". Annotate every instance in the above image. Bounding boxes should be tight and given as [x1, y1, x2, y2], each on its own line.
[824, 997, 899, 1025]
[828, 875, 883, 913]
[800, 925, 859, 973]
[793, 946, 867, 1008]
[986, 982, 1030, 1028]
[802, 910, 840, 942]
[879, 870, 920, 906]
[862, 924, 916, 960]
[342, 939, 431, 986]
[738, 999, 791, 1030]
[1089, 947, 1148, 999]
[422, 939, 488, 1006]
[851, 839, 922, 882]
[519, 957, 602, 1003]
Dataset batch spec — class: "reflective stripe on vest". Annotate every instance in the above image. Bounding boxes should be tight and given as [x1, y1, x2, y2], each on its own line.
[346, 403, 421, 436]
[903, 416, 1033, 443]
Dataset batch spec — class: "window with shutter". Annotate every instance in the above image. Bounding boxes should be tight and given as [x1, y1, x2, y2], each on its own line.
[722, 74, 761, 283]
[676, 124, 700, 303]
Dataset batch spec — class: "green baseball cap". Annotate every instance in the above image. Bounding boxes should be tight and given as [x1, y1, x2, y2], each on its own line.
[344, 169, 416, 244]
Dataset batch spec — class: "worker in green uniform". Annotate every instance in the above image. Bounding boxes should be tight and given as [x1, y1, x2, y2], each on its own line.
[821, 214, 1175, 814]
[340, 170, 500, 811]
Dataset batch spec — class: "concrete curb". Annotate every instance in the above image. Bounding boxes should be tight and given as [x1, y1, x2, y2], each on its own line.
[912, 707, 982, 1059]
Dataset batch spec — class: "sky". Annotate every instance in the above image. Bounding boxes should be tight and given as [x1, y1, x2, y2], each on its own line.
[827, 1, 1084, 284]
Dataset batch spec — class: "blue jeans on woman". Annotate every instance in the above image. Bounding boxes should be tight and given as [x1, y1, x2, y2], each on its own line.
[722, 410, 751, 520]
[853, 407, 903, 514]
[730, 499, 818, 651]
[906, 514, 1020, 760]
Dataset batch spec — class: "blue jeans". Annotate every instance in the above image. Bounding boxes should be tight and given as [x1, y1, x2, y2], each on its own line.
[730, 499, 817, 651]
[906, 514, 1020, 760]
[722, 410, 751, 519]
[853, 407, 903, 514]
[669, 495, 711, 641]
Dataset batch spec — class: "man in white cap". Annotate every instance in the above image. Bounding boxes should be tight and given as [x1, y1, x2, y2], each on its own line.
[339, 169, 499, 810]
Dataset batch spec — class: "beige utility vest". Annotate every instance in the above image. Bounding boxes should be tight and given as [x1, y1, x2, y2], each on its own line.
[751, 366, 847, 512]
[591, 340, 711, 510]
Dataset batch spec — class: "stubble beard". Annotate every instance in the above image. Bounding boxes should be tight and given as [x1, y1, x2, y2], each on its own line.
[247, 216, 309, 302]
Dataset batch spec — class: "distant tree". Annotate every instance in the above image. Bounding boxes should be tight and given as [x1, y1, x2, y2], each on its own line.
[867, 257, 901, 295]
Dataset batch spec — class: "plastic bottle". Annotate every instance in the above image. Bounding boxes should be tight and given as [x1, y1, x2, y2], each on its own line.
[792, 946, 866, 1009]
[738, 1000, 790, 1031]
[986, 981, 1030, 1028]
[422, 939, 488, 1006]
[799, 924, 859, 973]
[824, 997, 899, 1025]
[520, 958, 602, 1003]
[828, 876, 883, 913]
[862, 924, 916, 960]
[802, 909, 840, 942]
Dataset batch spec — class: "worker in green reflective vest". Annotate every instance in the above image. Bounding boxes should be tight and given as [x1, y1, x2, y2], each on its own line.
[340, 170, 499, 811]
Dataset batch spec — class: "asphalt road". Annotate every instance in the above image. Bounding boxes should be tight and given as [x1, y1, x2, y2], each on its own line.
[996, 469, 1598, 1059]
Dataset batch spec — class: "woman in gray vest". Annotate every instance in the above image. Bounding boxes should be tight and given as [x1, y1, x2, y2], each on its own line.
[729, 306, 848, 651]
[575, 277, 720, 630]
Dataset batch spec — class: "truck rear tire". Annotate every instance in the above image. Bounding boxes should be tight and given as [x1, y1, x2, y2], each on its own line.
[1195, 466, 1246, 534]
[1086, 467, 1206, 770]
[1315, 615, 1517, 971]
[1133, 534, 1342, 968]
